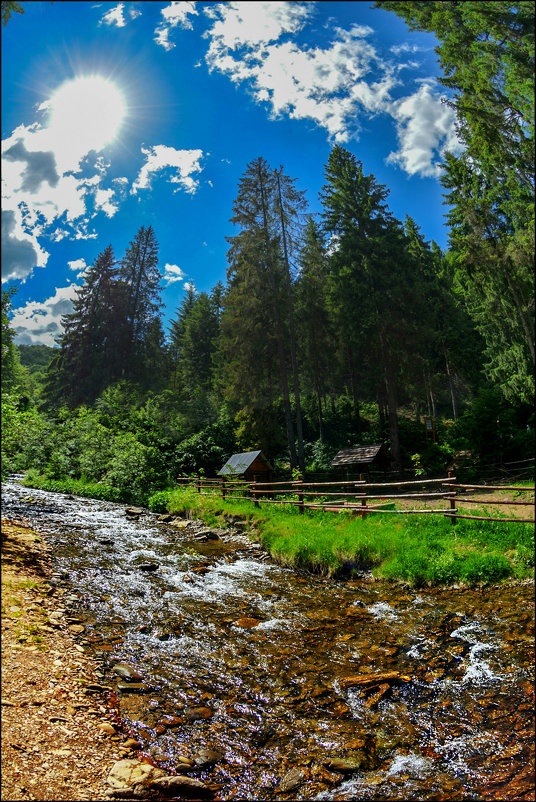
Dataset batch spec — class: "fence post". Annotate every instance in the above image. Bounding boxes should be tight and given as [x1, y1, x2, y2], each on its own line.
[298, 476, 304, 515]
[196, 471, 201, 494]
[221, 476, 226, 500]
[447, 470, 457, 524]
[252, 475, 259, 508]
[361, 495, 367, 519]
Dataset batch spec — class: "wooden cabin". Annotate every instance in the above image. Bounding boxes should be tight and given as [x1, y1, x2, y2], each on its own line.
[218, 450, 273, 483]
[331, 443, 391, 480]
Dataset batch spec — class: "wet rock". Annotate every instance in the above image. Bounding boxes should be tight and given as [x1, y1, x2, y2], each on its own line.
[170, 519, 190, 529]
[278, 766, 305, 793]
[68, 624, 85, 634]
[193, 748, 223, 767]
[99, 538, 114, 545]
[324, 751, 376, 773]
[184, 706, 213, 720]
[112, 663, 144, 682]
[138, 563, 159, 572]
[196, 529, 221, 541]
[159, 715, 182, 728]
[125, 508, 145, 517]
[234, 617, 262, 628]
[117, 682, 152, 693]
[158, 514, 173, 522]
[251, 724, 276, 747]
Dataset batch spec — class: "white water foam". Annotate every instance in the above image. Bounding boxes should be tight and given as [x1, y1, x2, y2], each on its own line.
[449, 622, 499, 683]
[368, 601, 399, 621]
[388, 752, 433, 777]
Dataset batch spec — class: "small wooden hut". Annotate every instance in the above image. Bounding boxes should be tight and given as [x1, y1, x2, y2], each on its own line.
[331, 443, 391, 480]
[218, 450, 273, 483]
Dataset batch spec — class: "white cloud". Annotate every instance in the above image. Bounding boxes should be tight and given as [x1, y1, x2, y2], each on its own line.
[163, 263, 185, 285]
[67, 258, 90, 279]
[94, 187, 118, 217]
[204, 3, 392, 144]
[100, 3, 126, 27]
[203, 5, 462, 176]
[130, 7, 141, 20]
[386, 81, 463, 178]
[131, 145, 204, 194]
[183, 281, 196, 294]
[154, 1, 197, 51]
[10, 285, 80, 346]
[1, 209, 49, 284]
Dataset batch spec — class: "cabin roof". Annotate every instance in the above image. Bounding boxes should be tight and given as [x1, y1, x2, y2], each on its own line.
[331, 444, 388, 467]
[218, 450, 272, 476]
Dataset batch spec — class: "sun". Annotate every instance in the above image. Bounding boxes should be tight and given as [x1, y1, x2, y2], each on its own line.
[49, 76, 125, 154]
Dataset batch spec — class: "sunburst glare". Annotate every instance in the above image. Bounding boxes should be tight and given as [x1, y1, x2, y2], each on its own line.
[48, 75, 125, 155]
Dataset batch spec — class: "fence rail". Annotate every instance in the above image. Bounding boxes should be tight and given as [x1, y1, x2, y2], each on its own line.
[176, 474, 534, 524]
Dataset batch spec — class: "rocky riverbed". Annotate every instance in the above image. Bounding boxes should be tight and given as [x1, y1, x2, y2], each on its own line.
[2, 479, 534, 800]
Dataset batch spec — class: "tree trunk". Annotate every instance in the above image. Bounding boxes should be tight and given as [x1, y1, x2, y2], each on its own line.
[381, 338, 401, 469]
[444, 347, 458, 421]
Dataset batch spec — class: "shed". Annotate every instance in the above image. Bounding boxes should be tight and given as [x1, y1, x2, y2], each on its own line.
[218, 450, 273, 483]
[331, 443, 391, 479]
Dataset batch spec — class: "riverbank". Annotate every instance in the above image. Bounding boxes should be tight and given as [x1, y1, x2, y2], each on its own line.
[156, 486, 534, 587]
[1, 519, 139, 801]
[19, 476, 535, 587]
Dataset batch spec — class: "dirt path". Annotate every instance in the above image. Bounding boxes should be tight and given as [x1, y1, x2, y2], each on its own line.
[1, 518, 140, 801]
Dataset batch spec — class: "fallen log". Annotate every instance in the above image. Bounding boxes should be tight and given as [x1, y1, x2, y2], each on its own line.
[339, 671, 410, 690]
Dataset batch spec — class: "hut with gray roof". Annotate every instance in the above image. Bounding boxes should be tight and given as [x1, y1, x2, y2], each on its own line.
[218, 450, 273, 482]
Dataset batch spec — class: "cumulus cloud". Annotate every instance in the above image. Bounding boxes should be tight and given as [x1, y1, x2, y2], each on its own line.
[203, 2, 393, 144]
[10, 285, 80, 346]
[162, 263, 186, 285]
[386, 81, 463, 178]
[1, 209, 49, 284]
[154, 1, 198, 51]
[67, 258, 89, 279]
[100, 3, 126, 27]
[202, 3, 462, 175]
[131, 145, 204, 194]
[3, 140, 59, 192]
[94, 187, 119, 217]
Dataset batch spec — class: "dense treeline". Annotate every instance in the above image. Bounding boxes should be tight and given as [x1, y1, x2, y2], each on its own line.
[2, 2, 534, 495]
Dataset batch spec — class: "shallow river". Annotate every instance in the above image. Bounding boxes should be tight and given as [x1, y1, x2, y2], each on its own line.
[2, 480, 534, 800]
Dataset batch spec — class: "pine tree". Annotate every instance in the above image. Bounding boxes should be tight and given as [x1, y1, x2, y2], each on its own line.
[42, 245, 120, 407]
[377, 0, 535, 403]
[119, 225, 162, 380]
[222, 157, 298, 467]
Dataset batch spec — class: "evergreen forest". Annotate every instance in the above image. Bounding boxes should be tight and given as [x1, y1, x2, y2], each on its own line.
[2, 2, 534, 502]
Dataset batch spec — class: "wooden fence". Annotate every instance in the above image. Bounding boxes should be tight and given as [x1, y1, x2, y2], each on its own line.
[176, 474, 535, 524]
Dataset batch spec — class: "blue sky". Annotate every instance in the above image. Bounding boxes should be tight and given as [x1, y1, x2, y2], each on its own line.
[2, 1, 462, 346]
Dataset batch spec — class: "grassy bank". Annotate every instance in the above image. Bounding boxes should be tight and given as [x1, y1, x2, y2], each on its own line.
[19, 476, 534, 587]
[21, 472, 144, 506]
[151, 486, 534, 586]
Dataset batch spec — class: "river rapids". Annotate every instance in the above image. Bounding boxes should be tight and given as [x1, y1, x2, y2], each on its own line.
[2, 479, 534, 800]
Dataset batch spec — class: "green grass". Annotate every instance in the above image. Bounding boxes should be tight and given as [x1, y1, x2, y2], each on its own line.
[21, 471, 144, 505]
[19, 476, 534, 588]
[157, 486, 534, 587]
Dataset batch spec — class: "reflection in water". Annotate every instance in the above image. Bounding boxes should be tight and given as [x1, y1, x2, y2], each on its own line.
[2, 480, 534, 800]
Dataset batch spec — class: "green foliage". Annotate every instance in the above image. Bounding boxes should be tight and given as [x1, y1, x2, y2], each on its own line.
[147, 489, 174, 513]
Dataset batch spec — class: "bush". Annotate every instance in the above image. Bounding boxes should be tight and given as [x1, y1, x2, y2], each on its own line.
[147, 489, 174, 513]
